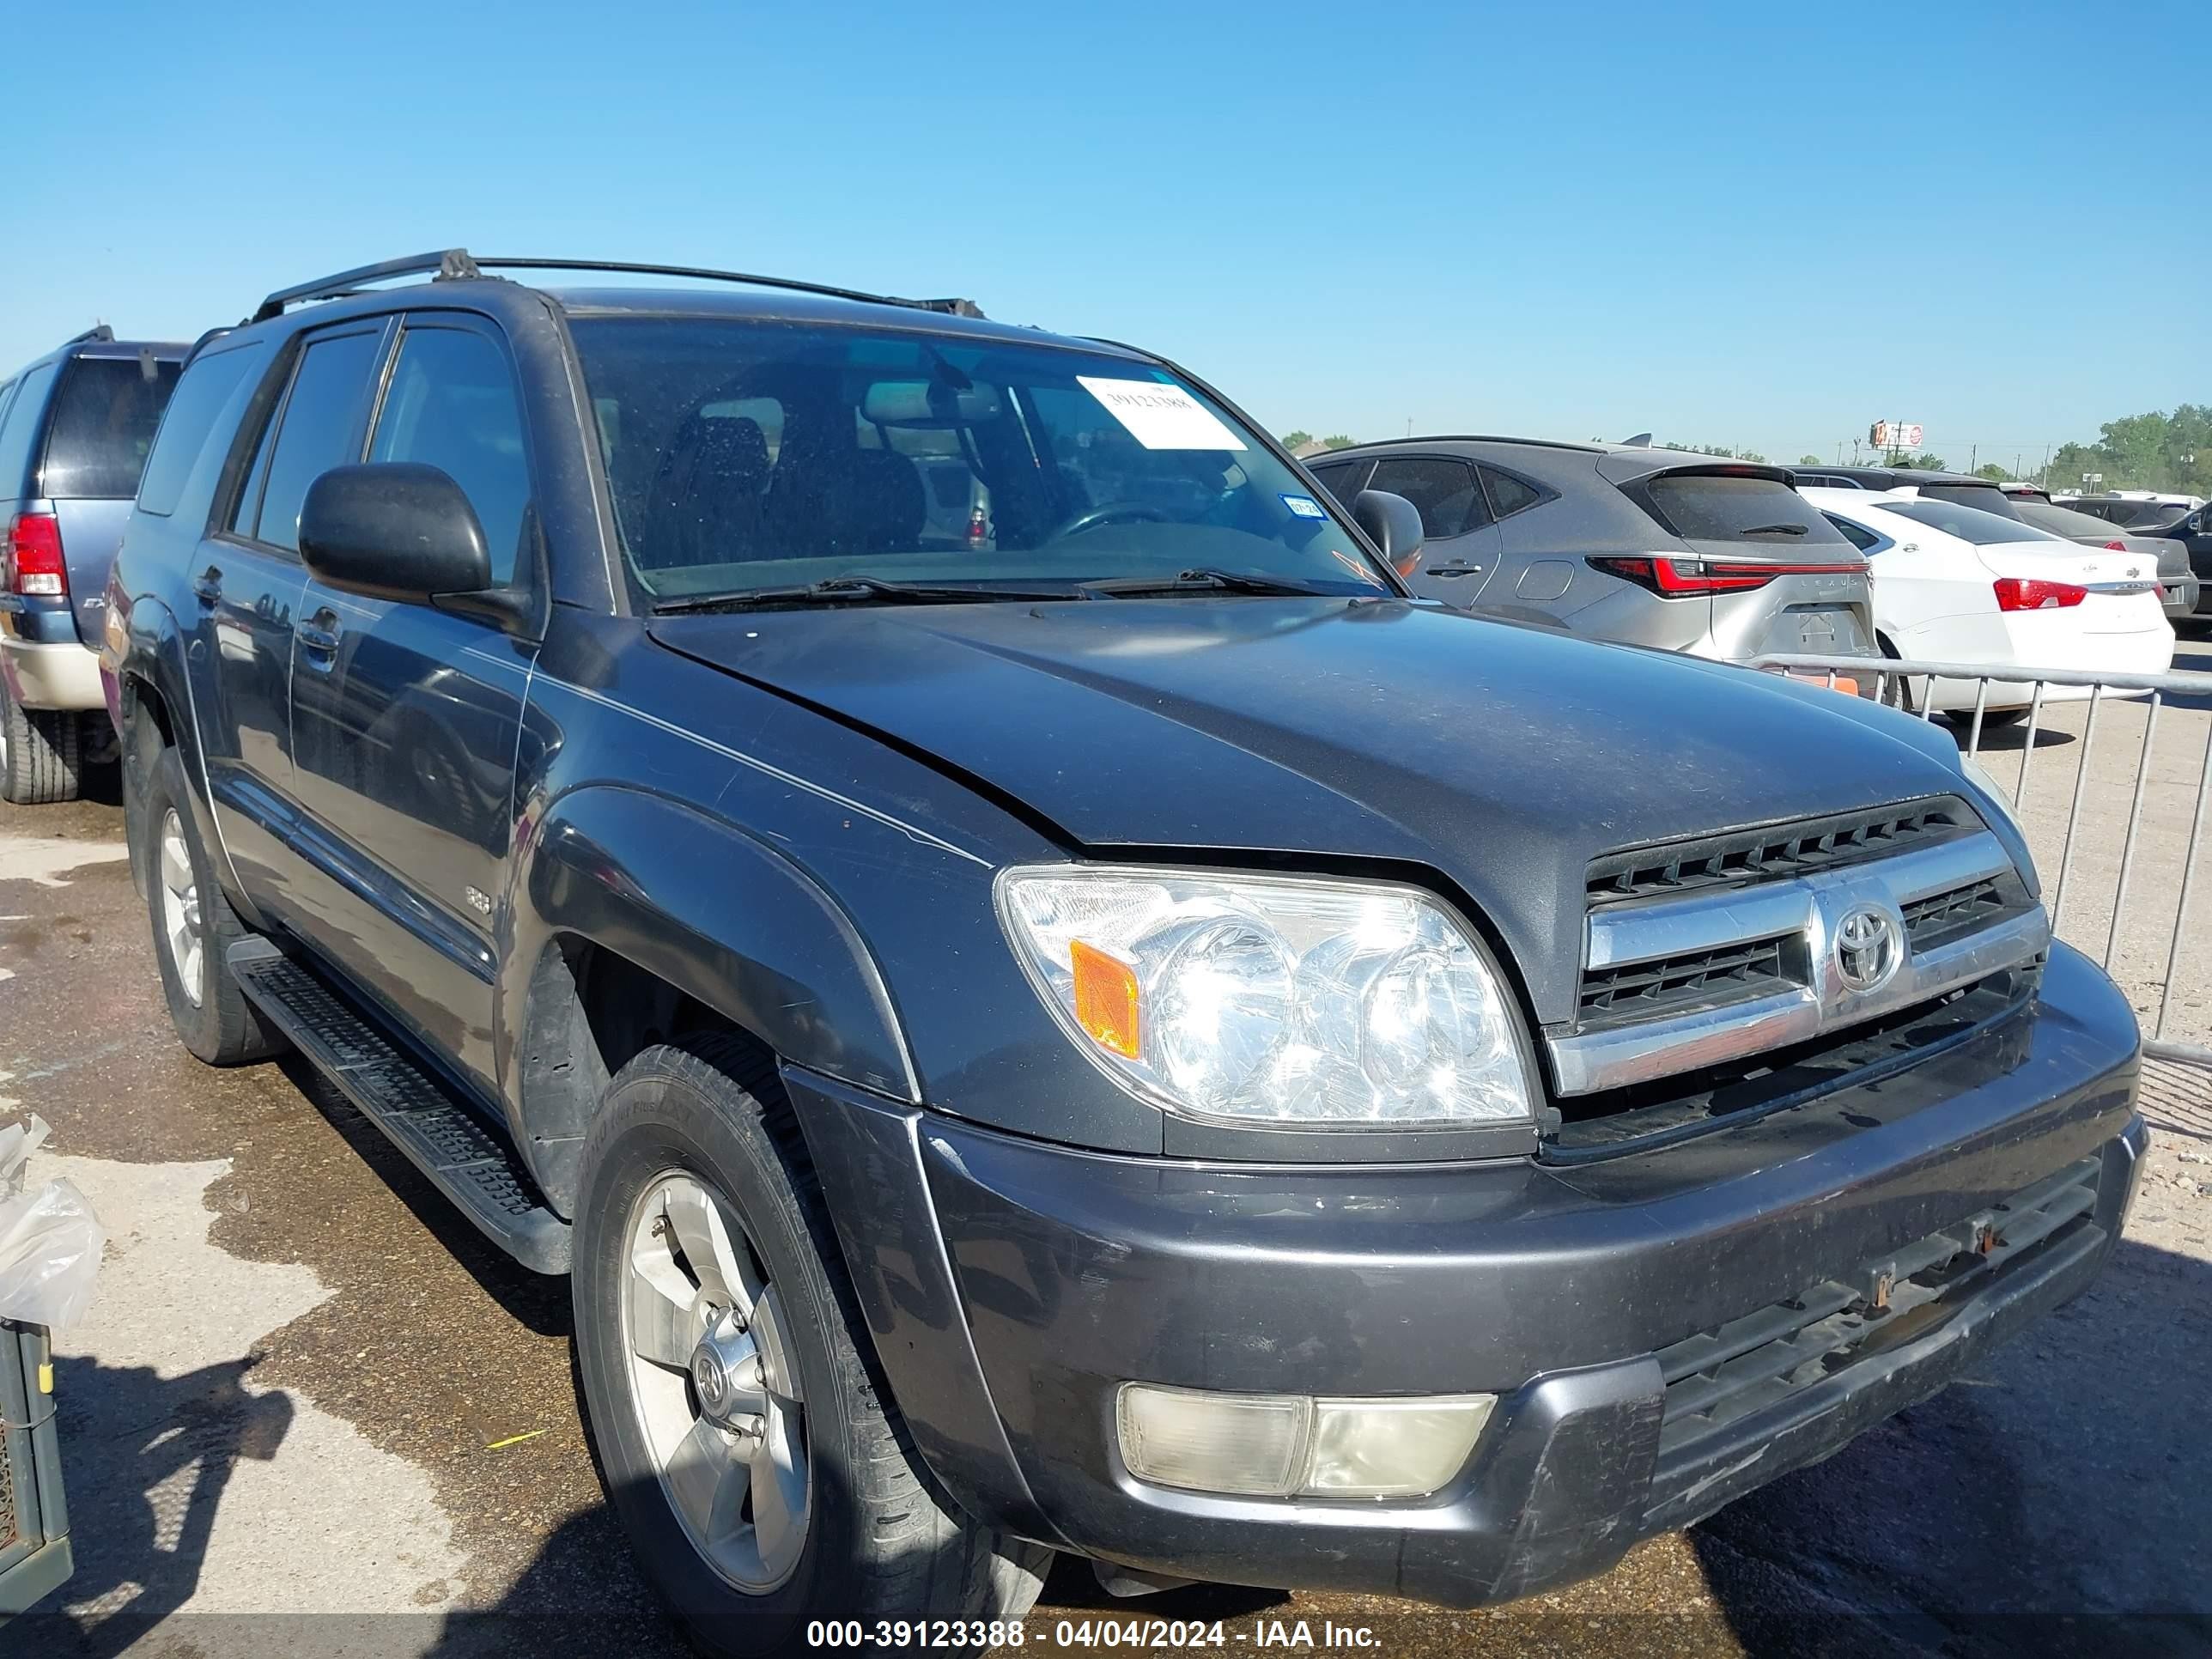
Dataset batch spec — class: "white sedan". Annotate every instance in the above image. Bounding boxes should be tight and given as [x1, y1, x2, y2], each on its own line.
[1802, 488, 2174, 721]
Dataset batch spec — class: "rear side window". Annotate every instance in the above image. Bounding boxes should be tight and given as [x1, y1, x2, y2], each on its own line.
[1824, 513, 1883, 553]
[41, 356, 182, 498]
[1366, 458, 1489, 538]
[244, 330, 383, 551]
[368, 325, 532, 586]
[1479, 465, 1545, 520]
[0, 362, 58, 497]
[137, 345, 265, 518]
[1639, 473, 1849, 546]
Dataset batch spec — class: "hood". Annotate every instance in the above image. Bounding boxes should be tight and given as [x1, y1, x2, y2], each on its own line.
[651, 598, 1971, 1024]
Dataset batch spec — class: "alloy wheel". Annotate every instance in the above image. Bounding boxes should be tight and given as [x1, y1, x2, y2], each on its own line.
[158, 808, 204, 1006]
[621, 1170, 811, 1592]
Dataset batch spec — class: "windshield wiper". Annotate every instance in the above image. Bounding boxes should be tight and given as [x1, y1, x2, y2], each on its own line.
[1079, 568, 1333, 599]
[1735, 522, 1811, 538]
[651, 574, 1081, 615]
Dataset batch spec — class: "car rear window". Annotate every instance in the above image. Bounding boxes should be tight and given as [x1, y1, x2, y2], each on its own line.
[1881, 500, 2055, 545]
[1912, 483, 2020, 520]
[2015, 500, 2134, 540]
[1638, 472, 1849, 545]
[40, 355, 182, 499]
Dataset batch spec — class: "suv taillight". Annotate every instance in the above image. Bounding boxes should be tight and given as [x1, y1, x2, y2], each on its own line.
[1992, 577, 2087, 611]
[1588, 555, 1862, 597]
[5, 512, 66, 598]
[2104, 539, 2129, 551]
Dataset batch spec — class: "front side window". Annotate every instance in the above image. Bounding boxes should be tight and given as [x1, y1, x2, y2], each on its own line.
[42, 356, 182, 499]
[370, 326, 532, 585]
[1365, 458, 1489, 539]
[1306, 459, 1368, 509]
[568, 316, 1393, 602]
[243, 330, 383, 550]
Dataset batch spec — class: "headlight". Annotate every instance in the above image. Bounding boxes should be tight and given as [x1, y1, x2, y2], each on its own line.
[994, 866, 1533, 1127]
[1959, 752, 2030, 843]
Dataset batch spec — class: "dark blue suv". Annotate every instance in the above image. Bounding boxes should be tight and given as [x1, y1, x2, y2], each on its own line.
[105, 251, 2145, 1655]
[0, 326, 184, 800]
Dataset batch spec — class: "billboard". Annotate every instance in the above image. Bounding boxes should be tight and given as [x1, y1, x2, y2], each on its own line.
[1869, 421, 1923, 451]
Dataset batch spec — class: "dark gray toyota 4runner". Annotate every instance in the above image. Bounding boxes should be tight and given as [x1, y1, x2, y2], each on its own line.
[104, 252, 2145, 1653]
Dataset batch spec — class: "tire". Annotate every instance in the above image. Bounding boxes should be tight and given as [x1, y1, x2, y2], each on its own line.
[139, 745, 283, 1065]
[1, 684, 84, 804]
[573, 1034, 1050, 1658]
[1973, 708, 2030, 730]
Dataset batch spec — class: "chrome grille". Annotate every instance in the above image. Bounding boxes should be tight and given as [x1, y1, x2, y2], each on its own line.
[1901, 875, 2013, 947]
[1553, 805, 2046, 1098]
[1576, 933, 1797, 1028]
[1585, 797, 1973, 905]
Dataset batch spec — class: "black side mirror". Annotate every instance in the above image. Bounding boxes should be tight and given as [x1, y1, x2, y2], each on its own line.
[1352, 488, 1425, 577]
[299, 463, 492, 606]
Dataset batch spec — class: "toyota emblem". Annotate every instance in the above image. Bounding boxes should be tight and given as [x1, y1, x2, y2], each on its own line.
[1835, 906, 1902, 993]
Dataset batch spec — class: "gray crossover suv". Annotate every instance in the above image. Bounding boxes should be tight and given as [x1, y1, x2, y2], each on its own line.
[1312, 438, 1875, 666]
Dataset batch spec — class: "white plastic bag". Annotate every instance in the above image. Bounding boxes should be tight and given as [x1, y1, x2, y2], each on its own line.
[0, 1114, 106, 1331]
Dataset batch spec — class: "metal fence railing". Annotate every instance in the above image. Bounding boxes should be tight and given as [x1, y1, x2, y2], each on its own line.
[1753, 653, 2212, 1068]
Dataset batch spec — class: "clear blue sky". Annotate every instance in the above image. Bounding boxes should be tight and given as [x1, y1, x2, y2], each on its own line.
[17, 1, 2208, 468]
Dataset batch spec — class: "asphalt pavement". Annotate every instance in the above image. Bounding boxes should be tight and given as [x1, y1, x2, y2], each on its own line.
[3, 699, 2209, 1659]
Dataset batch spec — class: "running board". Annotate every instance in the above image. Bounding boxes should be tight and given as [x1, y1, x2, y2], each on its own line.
[227, 939, 571, 1273]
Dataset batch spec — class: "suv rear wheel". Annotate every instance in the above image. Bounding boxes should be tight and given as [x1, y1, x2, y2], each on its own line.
[139, 745, 283, 1064]
[0, 685, 84, 804]
[573, 1035, 1050, 1657]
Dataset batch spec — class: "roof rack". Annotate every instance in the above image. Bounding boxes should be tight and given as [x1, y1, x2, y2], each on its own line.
[67, 324, 116, 345]
[251, 249, 983, 325]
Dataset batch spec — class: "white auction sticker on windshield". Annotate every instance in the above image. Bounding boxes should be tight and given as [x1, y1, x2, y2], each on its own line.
[1077, 376, 1248, 452]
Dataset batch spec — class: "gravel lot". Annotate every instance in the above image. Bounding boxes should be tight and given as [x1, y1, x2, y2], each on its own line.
[4, 651, 2209, 1658]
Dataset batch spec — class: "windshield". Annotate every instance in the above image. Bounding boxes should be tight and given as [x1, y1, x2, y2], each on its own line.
[1883, 499, 2060, 545]
[568, 316, 1392, 603]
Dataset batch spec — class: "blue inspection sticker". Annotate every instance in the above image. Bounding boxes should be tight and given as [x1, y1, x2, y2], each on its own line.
[1281, 493, 1328, 520]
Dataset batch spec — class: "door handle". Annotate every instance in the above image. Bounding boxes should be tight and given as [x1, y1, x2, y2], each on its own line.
[1430, 562, 1485, 577]
[295, 611, 342, 654]
[191, 566, 222, 605]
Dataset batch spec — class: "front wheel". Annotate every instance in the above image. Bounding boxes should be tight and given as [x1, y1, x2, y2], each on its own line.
[572, 1036, 1049, 1657]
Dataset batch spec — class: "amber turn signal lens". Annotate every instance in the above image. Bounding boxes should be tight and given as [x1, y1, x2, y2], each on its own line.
[1069, 939, 1141, 1059]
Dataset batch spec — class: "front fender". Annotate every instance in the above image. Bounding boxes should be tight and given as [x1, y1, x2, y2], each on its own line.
[504, 785, 921, 1199]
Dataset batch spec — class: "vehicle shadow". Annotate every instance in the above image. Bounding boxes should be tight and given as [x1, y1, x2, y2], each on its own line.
[1691, 1236, 2212, 1657]
[31, 1355, 292, 1658]
[274, 1053, 572, 1340]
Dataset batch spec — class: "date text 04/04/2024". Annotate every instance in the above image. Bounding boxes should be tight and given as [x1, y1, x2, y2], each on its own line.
[804, 1620, 1382, 1649]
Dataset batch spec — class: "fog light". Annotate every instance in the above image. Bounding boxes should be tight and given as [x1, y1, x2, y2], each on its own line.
[1307, 1395, 1495, 1497]
[1115, 1384, 1494, 1499]
[1116, 1385, 1308, 1497]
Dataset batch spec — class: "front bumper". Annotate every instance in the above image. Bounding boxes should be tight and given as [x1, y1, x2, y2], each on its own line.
[796, 942, 2143, 1607]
